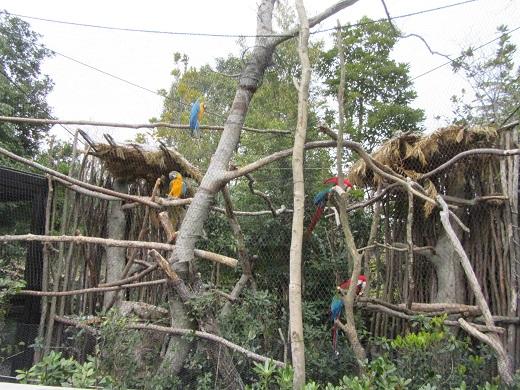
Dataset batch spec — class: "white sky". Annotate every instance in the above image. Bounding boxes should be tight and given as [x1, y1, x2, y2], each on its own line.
[2, 0, 520, 143]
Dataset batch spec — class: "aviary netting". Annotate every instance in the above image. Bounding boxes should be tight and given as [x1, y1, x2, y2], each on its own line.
[342, 123, 520, 374]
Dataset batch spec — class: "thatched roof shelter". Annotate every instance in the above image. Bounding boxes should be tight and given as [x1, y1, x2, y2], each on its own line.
[348, 125, 498, 188]
[89, 143, 203, 184]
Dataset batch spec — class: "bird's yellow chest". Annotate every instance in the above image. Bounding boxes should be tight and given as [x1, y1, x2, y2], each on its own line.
[169, 177, 183, 198]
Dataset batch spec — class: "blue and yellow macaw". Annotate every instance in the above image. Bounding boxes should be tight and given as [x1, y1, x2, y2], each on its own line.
[189, 99, 206, 138]
[168, 171, 187, 199]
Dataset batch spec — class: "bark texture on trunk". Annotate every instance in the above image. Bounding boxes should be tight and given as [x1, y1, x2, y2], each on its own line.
[103, 179, 127, 310]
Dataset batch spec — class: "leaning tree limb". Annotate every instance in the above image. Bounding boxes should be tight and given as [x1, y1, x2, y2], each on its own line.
[220, 186, 256, 317]
[361, 303, 505, 334]
[459, 318, 513, 384]
[334, 188, 367, 369]
[149, 250, 245, 389]
[0, 145, 161, 208]
[170, 0, 364, 273]
[438, 196, 513, 384]
[52, 315, 283, 367]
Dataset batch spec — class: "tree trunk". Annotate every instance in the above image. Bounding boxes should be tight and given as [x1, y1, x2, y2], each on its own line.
[103, 179, 127, 310]
[427, 234, 466, 304]
[289, 0, 311, 388]
[160, 0, 361, 382]
[156, 292, 195, 377]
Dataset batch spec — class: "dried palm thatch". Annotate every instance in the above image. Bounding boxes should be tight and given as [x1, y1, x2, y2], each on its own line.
[89, 143, 203, 185]
[348, 125, 498, 189]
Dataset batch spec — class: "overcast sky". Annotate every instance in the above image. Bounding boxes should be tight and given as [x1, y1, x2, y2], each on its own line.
[2, 0, 519, 143]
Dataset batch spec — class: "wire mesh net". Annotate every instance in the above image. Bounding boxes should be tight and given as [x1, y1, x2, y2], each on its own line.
[0, 123, 518, 387]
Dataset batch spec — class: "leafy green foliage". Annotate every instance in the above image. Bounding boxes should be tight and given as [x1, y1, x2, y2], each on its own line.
[16, 351, 114, 388]
[317, 17, 424, 150]
[368, 316, 499, 389]
[246, 361, 293, 390]
[450, 25, 520, 125]
[0, 11, 54, 158]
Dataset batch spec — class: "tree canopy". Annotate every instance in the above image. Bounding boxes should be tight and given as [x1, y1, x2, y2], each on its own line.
[0, 11, 54, 157]
[317, 17, 424, 149]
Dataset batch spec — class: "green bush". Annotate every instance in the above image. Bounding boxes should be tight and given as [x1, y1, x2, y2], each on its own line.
[16, 351, 113, 388]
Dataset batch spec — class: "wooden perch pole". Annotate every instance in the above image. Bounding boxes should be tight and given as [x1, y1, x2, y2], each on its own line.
[289, 1, 311, 386]
[406, 179, 415, 310]
[19, 279, 167, 296]
[0, 234, 238, 268]
[158, 211, 177, 243]
[0, 115, 290, 135]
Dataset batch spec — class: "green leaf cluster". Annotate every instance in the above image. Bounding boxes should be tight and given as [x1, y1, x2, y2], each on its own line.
[0, 11, 54, 159]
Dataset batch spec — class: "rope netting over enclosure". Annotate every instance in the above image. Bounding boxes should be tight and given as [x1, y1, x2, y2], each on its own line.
[0, 120, 519, 387]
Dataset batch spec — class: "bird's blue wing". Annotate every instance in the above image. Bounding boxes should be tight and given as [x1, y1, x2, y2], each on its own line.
[189, 100, 200, 136]
[330, 296, 344, 321]
[313, 188, 331, 207]
[182, 182, 188, 198]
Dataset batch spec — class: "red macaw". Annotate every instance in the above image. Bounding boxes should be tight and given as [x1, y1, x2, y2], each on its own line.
[323, 176, 353, 188]
[304, 188, 332, 240]
[304, 177, 353, 239]
[329, 274, 367, 355]
[337, 274, 367, 296]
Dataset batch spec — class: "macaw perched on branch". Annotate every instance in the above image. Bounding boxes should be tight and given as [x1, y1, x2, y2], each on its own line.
[168, 171, 187, 199]
[337, 274, 367, 296]
[304, 177, 353, 239]
[330, 295, 344, 355]
[304, 188, 332, 240]
[189, 99, 206, 138]
[329, 274, 367, 355]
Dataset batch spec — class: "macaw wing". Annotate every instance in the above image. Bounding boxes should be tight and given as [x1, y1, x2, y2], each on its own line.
[313, 189, 330, 206]
[329, 296, 344, 321]
[338, 279, 351, 290]
[189, 100, 200, 133]
[181, 181, 188, 198]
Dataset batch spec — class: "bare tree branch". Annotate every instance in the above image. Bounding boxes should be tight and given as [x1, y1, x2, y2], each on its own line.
[53, 315, 284, 367]
[0, 145, 162, 208]
[438, 196, 513, 384]
[18, 279, 167, 296]
[0, 234, 238, 268]
[0, 115, 290, 135]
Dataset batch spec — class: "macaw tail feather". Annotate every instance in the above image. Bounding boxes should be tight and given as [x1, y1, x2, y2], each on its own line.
[190, 119, 200, 137]
[304, 205, 324, 240]
[331, 323, 338, 353]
